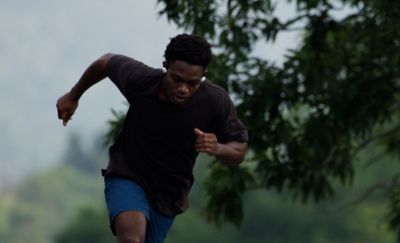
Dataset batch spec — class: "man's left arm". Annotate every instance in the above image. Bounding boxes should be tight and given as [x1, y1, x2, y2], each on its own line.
[194, 128, 248, 165]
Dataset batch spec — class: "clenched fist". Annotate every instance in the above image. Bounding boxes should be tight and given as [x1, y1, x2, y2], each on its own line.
[56, 92, 79, 126]
[194, 128, 220, 156]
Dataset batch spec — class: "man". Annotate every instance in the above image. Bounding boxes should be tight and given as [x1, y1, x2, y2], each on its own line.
[56, 34, 248, 243]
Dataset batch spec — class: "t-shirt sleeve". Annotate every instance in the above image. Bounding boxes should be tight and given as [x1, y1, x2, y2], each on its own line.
[106, 54, 157, 102]
[212, 94, 249, 144]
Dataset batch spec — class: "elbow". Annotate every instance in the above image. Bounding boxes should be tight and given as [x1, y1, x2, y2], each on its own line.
[230, 152, 246, 165]
[100, 53, 115, 63]
[102, 53, 115, 58]
[222, 148, 247, 166]
[235, 143, 248, 164]
[216, 141, 248, 166]
[97, 53, 116, 72]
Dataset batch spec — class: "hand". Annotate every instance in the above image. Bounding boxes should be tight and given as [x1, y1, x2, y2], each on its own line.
[194, 128, 220, 156]
[56, 92, 79, 126]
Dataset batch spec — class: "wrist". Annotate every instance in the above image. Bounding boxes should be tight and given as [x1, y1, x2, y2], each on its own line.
[69, 86, 82, 101]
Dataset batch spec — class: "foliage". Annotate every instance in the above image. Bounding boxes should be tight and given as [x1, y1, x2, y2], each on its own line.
[203, 162, 255, 228]
[103, 108, 127, 147]
[54, 206, 115, 243]
[152, 0, 400, 236]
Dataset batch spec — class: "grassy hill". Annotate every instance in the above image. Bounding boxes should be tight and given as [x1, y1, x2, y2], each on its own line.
[0, 164, 104, 243]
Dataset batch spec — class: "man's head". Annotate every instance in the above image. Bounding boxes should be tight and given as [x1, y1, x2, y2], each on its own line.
[161, 34, 212, 105]
[164, 33, 212, 68]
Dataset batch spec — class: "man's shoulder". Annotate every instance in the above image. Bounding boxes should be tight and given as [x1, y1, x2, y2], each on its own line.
[194, 80, 234, 112]
[107, 54, 162, 95]
[201, 80, 229, 97]
[109, 54, 156, 71]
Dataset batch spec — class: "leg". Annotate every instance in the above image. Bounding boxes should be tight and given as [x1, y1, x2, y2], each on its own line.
[104, 177, 151, 242]
[115, 211, 147, 243]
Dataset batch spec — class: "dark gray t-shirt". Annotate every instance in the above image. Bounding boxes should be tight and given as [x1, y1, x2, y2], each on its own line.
[102, 55, 248, 216]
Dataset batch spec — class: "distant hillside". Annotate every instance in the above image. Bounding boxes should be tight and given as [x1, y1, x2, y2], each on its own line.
[1, 153, 396, 243]
[0, 164, 103, 243]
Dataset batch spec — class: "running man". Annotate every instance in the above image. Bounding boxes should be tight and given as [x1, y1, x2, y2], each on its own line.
[56, 34, 248, 243]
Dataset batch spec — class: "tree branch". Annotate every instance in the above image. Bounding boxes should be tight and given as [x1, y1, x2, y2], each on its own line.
[281, 15, 308, 29]
[353, 124, 400, 156]
[362, 151, 388, 169]
[337, 173, 400, 213]
[281, 27, 305, 32]
[336, 181, 388, 213]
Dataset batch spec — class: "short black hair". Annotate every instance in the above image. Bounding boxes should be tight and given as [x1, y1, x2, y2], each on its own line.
[164, 34, 212, 68]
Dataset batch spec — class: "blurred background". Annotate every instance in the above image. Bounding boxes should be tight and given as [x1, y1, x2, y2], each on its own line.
[0, 0, 399, 242]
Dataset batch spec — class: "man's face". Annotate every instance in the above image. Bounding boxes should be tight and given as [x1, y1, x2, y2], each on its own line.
[162, 60, 204, 105]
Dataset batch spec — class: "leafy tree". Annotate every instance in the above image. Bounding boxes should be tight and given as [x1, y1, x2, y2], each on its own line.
[103, 108, 127, 147]
[107, 0, 400, 238]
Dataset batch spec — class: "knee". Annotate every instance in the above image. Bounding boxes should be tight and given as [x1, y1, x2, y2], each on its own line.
[118, 232, 145, 243]
[114, 211, 147, 243]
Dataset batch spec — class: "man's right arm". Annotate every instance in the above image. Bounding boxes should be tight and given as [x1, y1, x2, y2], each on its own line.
[56, 53, 115, 126]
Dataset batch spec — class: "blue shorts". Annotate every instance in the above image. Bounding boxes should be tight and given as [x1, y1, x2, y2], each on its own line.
[104, 176, 175, 243]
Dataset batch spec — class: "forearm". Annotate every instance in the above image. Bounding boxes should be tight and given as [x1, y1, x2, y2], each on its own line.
[69, 53, 114, 100]
[215, 141, 248, 165]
